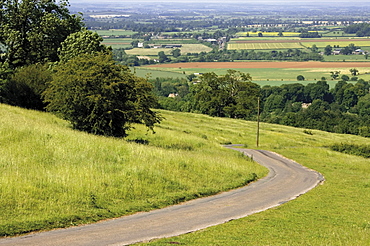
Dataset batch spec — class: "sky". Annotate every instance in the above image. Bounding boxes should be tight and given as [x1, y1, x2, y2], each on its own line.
[70, 0, 358, 2]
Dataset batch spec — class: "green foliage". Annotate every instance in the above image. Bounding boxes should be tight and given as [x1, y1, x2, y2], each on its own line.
[58, 29, 111, 63]
[350, 68, 359, 76]
[0, 0, 83, 68]
[330, 143, 370, 158]
[171, 48, 181, 58]
[191, 70, 260, 119]
[158, 51, 170, 63]
[344, 23, 370, 36]
[330, 71, 341, 80]
[324, 45, 333, 56]
[299, 31, 321, 38]
[43, 53, 161, 137]
[341, 74, 350, 81]
[340, 43, 360, 55]
[297, 75, 305, 81]
[2, 64, 52, 110]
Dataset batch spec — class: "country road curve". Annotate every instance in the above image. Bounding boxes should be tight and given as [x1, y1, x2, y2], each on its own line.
[0, 146, 324, 246]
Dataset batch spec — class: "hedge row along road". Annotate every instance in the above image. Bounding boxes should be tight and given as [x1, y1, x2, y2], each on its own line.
[0, 146, 324, 246]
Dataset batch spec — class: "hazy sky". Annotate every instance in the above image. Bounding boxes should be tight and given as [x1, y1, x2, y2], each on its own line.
[70, 0, 358, 2]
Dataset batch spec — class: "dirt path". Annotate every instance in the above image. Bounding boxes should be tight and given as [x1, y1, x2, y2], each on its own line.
[0, 147, 324, 246]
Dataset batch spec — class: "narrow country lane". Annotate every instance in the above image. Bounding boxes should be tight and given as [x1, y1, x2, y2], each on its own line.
[0, 147, 324, 246]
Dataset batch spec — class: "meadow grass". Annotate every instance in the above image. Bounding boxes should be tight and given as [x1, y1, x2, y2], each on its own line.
[0, 105, 266, 236]
[139, 119, 370, 246]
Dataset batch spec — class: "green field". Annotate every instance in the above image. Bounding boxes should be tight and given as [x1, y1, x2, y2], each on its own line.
[125, 44, 212, 56]
[94, 29, 137, 36]
[125, 48, 172, 56]
[102, 38, 134, 49]
[228, 42, 303, 50]
[141, 66, 370, 87]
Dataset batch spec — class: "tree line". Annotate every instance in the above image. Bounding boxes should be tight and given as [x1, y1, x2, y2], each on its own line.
[153, 71, 370, 138]
[113, 48, 324, 67]
[344, 23, 370, 37]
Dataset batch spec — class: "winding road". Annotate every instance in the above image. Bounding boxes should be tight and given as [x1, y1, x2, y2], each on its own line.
[0, 147, 324, 246]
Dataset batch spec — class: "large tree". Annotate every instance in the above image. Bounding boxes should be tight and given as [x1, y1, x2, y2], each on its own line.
[43, 53, 161, 137]
[191, 70, 260, 119]
[0, 0, 83, 68]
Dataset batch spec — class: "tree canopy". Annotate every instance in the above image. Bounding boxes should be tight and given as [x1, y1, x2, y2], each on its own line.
[58, 29, 111, 63]
[43, 53, 161, 137]
[0, 0, 83, 68]
[191, 70, 260, 119]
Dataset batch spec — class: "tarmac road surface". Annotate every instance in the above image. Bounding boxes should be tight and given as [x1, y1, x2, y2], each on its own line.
[0, 147, 324, 246]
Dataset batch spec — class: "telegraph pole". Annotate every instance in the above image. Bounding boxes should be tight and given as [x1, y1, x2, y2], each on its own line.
[256, 97, 260, 147]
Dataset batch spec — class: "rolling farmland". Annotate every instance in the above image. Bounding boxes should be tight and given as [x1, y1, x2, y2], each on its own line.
[228, 42, 303, 50]
[228, 38, 370, 50]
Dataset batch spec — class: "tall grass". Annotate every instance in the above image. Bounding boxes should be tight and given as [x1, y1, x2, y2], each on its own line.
[141, 118, 370, 245]
[0, 105, 266, 236]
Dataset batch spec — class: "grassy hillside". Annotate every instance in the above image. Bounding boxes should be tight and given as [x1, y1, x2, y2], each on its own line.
[139, 117, 370, 245]
[0, 104, 266, 237]
[1, 104, 369, 245]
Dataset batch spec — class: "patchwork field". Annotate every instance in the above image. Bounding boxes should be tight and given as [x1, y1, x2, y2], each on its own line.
[228, 42, 302, 50]
[125, 44, 212, 56]
[228, 38, 370, 50]
[144, 61, 370, 86]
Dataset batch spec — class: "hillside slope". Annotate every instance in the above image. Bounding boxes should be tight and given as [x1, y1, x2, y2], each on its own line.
[0, 104, 266, 236]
